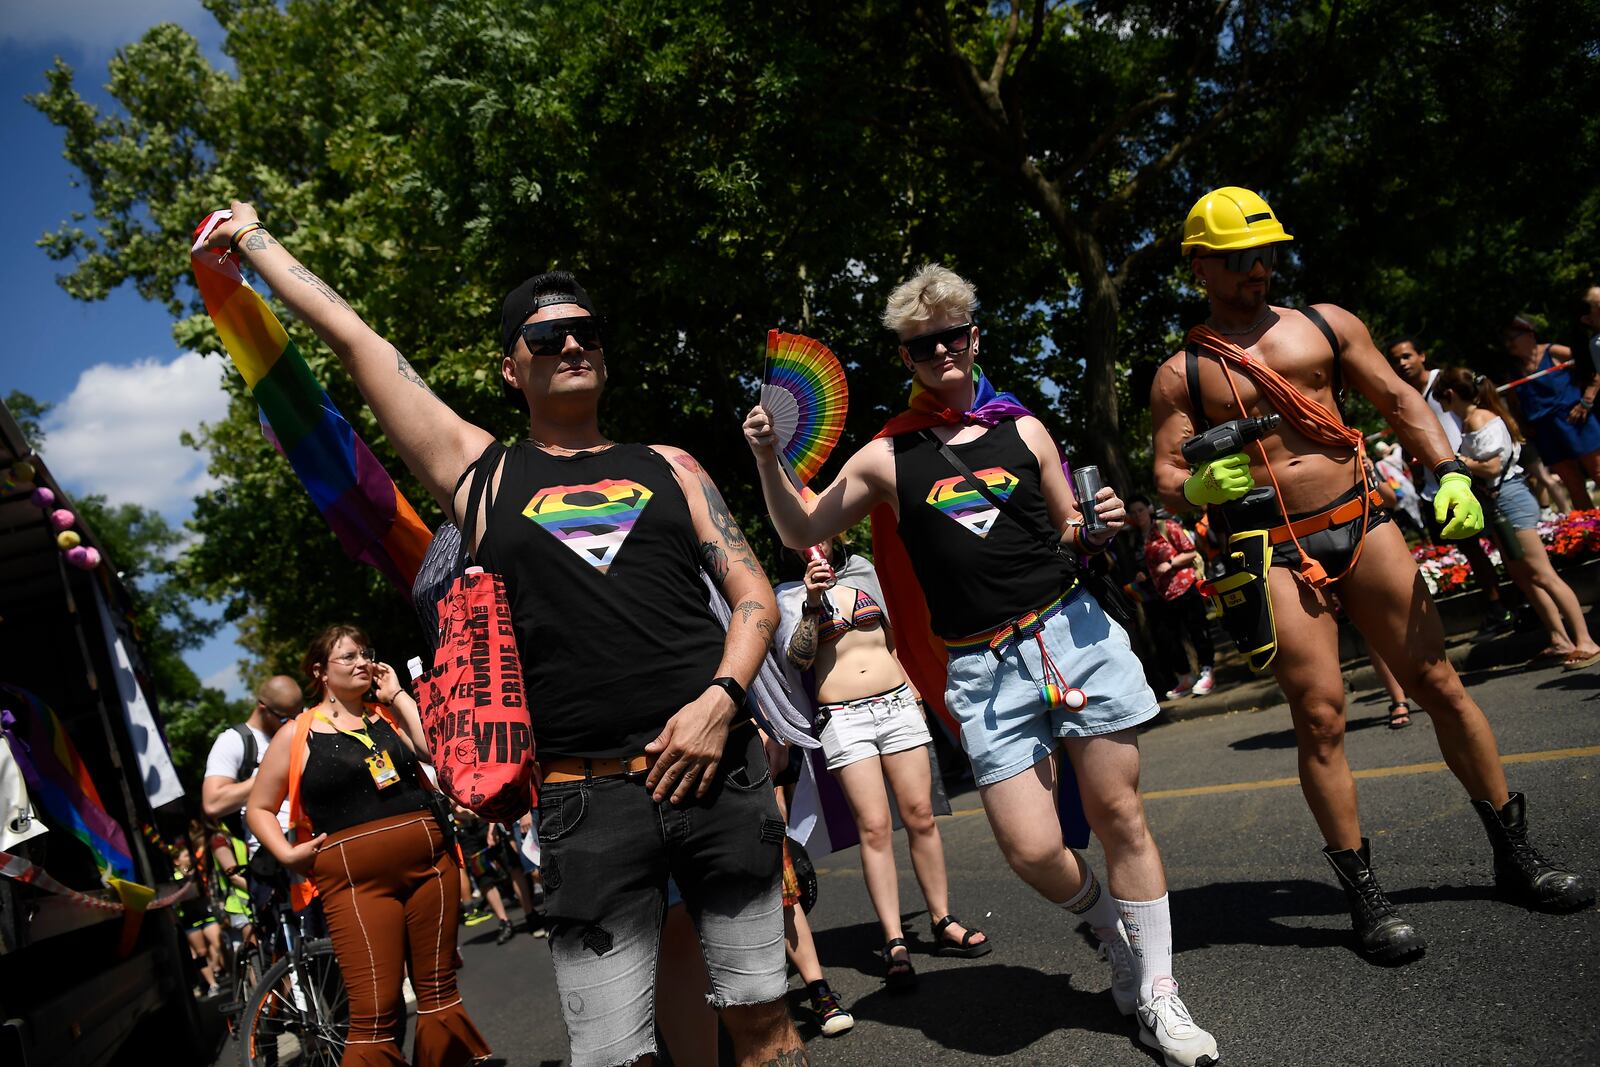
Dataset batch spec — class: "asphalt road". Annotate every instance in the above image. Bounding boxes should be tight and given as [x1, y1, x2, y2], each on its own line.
[446, 649, 1598, 1067]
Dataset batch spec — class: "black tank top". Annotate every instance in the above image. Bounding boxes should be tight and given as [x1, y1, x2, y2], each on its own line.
[475, 442, 725, 759]
[300, 714, 430, 836]
[893, 420, 1072, 638]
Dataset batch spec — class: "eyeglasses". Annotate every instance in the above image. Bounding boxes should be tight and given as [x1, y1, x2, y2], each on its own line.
[1198, 245, 1280, 273]
[331, 648, 376, 666]
[516, 316, 605, 357]
[902, 322, 974, 363]
[259, 701, 302, 720]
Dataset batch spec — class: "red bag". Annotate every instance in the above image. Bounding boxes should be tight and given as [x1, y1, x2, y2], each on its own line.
[415, 567, 536, 822]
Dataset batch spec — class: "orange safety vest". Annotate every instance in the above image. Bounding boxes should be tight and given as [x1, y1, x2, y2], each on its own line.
[283, 702, 407, 909]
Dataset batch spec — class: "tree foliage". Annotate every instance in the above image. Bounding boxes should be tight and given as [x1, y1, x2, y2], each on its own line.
[29, 0, 1598, 678]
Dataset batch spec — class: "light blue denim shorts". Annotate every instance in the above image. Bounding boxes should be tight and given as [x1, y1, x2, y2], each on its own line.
[945, 587, 1160, 787]
[1497, 476, 1541, 532]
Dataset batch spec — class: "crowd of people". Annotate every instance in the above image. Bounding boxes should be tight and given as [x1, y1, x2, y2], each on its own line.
[171, 186, 1596, 1067]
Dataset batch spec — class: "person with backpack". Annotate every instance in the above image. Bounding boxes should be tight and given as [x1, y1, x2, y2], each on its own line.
[201, 675, 303, 852]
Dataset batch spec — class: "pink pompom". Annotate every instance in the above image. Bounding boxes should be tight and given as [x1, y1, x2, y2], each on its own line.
[50, 508, 76, 532]
[31, 486, 56, 509]
[66, 546, 101, 570]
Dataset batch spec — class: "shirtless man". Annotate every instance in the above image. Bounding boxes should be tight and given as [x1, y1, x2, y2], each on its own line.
[1150, 187, 1591, 965]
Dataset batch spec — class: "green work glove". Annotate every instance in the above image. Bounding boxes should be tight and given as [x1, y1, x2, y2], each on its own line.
[1183, 452, 1255, 506]
[1434, 471, 1484, 539]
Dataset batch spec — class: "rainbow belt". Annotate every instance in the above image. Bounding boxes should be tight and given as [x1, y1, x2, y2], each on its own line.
[945, 581, 1082, 656]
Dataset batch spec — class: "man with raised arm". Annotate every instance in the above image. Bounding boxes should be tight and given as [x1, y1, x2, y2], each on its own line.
[1149, 186, 1591, 967]
[745, 264, 1219, 1067]
[206, 203, 803, 1067]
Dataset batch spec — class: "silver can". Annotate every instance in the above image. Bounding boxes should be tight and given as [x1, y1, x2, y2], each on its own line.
[1072, 465, 1106, 531]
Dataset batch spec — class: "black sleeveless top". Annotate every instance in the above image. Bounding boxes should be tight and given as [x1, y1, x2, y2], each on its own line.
[893, 420, 1073, 638]
[301, 714, 430, 836]
[475, 442, 726, 759]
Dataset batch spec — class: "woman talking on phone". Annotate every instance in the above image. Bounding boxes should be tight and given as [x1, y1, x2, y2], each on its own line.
[248, 624, 490, 1065]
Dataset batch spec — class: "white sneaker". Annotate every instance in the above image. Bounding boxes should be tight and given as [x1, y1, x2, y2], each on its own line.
[1138, 977, 1219, 1067]
[1190, 668, 1215, 697]
[1096, 926, 1138, 1016]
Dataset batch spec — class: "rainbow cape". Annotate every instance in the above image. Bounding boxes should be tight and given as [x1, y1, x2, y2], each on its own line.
[0, 686, 135, 882]
[190, 212, 431, 589]
[868, 368, 1090, 848]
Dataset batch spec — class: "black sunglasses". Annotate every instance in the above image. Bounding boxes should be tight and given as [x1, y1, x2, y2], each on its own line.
[516, 316, 605, 357]
[1197, 245, 1280, 273]
[902, 322, 974, 363]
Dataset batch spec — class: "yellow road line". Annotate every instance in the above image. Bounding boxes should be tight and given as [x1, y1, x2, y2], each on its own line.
[938, 745, 1600, 816]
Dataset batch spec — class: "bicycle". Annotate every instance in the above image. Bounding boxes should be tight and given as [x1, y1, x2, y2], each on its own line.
[235, 872, 350, 1066]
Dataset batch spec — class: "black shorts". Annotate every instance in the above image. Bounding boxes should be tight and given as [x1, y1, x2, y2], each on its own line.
[1223, 483, 1392, 578]
[535, 720, 784, 928]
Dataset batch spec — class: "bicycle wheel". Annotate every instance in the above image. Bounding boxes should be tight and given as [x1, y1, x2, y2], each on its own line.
[241, 938, 348, 1067]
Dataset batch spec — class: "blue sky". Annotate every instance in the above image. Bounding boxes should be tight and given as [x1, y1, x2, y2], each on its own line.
[2, 2, 249, 697]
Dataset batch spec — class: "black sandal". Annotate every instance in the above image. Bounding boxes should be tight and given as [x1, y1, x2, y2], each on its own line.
[1387, 702, 1412, 730]
[931, 914, 992, 958]
[882, 937, 917, 991]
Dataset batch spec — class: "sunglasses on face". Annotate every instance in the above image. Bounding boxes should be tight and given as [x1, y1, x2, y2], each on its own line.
[902, 322, 974, 363]
[516, 316, 605, 357]
[1198, 245, 1280, 273]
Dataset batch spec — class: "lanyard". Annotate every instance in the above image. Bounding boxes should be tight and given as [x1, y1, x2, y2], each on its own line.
[315, 708, 377, 751]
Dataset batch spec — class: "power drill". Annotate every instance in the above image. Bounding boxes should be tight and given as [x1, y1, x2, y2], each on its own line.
[1180, 414, 1281, 465]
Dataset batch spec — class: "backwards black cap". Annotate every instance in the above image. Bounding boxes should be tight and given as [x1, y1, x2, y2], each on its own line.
[499, 271, 597, 355]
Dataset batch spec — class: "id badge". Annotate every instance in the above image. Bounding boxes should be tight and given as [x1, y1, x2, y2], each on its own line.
[366, 750, 401, 790]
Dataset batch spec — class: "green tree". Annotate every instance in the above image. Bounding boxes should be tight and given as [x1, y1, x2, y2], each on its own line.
[5, 390, 52, 449]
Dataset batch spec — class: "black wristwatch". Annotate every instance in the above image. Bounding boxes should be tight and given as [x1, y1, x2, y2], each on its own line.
[707, 676, 747, 710]
[1433, 457, 1469, 480]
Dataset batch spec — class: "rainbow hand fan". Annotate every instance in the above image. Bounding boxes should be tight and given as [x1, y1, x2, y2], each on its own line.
[760, 329, 848, 485]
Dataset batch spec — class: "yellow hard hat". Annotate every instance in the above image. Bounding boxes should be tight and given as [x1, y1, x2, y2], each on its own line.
[1181, 186, 1293, 253]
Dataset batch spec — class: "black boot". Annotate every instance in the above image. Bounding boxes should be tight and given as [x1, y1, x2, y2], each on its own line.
[1323, 839, 1426, 963]
[1471, 792, 1594, 912]
[495, 919, 515, 945]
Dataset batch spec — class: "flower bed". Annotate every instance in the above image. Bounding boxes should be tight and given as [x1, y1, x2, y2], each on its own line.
[1412, 509, 1600, 596]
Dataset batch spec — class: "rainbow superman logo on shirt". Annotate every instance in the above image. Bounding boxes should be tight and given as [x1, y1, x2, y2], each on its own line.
[925, 466, 1019, 538]
[521, 479, 654, 573]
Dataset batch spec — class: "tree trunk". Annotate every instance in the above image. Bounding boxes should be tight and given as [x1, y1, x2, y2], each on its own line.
[1070, 232, 1132, 494]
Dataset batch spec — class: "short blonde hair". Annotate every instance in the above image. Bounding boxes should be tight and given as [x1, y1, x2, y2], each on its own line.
[881, 263, 978, 335]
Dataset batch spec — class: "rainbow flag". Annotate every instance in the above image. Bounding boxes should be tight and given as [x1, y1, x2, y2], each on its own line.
[190, 212, 432, 589]
[0, 686, 135, 883]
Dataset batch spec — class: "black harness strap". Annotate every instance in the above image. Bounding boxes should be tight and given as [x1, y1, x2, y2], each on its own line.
[1185, 306, 1346, 431]
[1300, 305, 1345, 421]
[1184, 344, 1210, 433]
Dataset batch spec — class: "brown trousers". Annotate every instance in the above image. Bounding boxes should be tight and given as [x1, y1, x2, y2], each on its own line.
[312, 811, 490, 1066]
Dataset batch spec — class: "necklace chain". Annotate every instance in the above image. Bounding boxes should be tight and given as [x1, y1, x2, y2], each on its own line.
[1209, 308, 1274, 336]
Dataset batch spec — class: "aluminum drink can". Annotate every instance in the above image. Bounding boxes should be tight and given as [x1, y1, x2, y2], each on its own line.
[1072, 465, 1107, 531]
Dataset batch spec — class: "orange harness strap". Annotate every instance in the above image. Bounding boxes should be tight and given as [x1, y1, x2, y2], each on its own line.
[1187, 324, 1372, 587]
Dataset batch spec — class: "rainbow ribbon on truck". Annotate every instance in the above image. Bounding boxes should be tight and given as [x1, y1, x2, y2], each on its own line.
[190, 211, 432, 589]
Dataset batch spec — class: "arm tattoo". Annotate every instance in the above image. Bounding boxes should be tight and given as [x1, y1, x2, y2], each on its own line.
[699, 540, 728, 584]
[394, 347, 436, 396]
[241, 231, 278, 252]
[285, 265, 353, 310]
[787, 613, 818, 667]
[699, 478, 750, 552]
[734, 599, 764, 624]
[758, 1049, 810, 1067]
[757, 617, 775, 645]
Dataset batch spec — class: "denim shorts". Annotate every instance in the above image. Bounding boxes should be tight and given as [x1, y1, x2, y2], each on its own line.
[1496, 476, 1541, 531]
[815, 683, 933, 771]
[945, 587, 1160, 787]
[537, 723, 787, 1067]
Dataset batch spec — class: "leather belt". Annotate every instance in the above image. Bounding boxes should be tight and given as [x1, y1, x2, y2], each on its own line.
[539, 754, 654, 784]
[1268, 489, 1383, 546]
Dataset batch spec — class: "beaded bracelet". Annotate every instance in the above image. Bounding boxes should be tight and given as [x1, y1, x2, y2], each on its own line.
[229, 222, 267, 255]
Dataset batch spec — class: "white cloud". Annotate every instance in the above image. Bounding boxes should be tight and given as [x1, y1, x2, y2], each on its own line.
[201, 660, 248, 701]
[2, 0, 220, 56]
[44, 351, 229, 519]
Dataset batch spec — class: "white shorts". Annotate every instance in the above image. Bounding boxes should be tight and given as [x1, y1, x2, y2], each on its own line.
[815, 683, 932, 772]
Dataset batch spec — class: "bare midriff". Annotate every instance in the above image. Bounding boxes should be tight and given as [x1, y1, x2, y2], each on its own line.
[1190, 317, 1363, 514]
[813, 584, 909, 705]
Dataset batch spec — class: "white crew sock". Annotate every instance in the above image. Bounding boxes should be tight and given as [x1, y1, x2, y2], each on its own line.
[1056, 856, 1121, 937]
[1115, 893, 1174, 1002]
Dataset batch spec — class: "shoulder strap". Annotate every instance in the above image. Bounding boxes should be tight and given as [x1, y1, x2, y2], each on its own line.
[459, 440, 508, 559]
[232, 723, 258, 781]
[1185, 344, 1211, 433]
[918, 429, 1067, 560]
[1300, 306, 1345, 421]
[286, 711, 315, 838]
